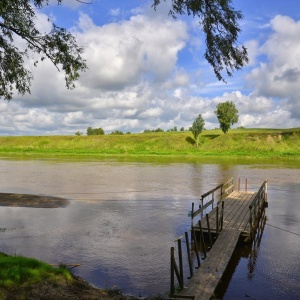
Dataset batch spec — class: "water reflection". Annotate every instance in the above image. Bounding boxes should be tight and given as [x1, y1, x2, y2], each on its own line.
[0, 157, 299, 298]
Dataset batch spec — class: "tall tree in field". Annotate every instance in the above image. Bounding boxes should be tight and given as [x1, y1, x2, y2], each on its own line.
[0, 0, 247, 101]
[191, 114, 205, 147]
[214, 101, 239, 133]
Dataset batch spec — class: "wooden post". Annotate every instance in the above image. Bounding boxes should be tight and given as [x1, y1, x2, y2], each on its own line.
[246, 178, 248, 192]
[192, 227, 201, 268]
[185, 232, 193, 278]
[178, 239, 184, 288]
[206, 214, 213, 248]
[220, 201, 224, 231]
[198, 221, 207, 259]
[191, 202, 194, 241]
[263, 180, 268, 207]
[216, 206, 219, 237]
[238, 177, 240, 192]
[249, 206, 253, 240]
[171, 247, 175, 295]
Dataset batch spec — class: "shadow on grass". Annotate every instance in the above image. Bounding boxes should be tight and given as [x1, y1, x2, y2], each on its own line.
[186, 136, 196, 145]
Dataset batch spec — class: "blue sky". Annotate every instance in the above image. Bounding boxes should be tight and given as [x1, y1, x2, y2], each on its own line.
[2, 0, 300, 135]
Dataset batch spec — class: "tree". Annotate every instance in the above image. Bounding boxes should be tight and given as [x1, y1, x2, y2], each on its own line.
[110, 130, 124, 135]
[0, 0, 87, 101]
[1, 0, 248, 101]
[191, 114, 205, 147]
[86, 127, 105, 135]
[214, 101, 239, 133]
[153, 0, 248, 82]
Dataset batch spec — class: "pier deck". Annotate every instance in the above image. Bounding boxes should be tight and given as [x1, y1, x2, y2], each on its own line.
[195, 191, 256, 235]
[170, 179, 268, 300]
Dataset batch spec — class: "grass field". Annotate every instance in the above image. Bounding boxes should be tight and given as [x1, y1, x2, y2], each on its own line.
[0, 252, 72, 288]
[0, 128, 299, 159]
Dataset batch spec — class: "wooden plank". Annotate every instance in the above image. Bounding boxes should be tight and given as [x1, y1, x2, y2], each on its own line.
[178, 229, 241, 299]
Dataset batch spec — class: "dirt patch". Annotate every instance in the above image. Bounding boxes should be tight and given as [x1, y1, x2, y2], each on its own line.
[0, 193, 70, 208]
[0, 275, 137, 300]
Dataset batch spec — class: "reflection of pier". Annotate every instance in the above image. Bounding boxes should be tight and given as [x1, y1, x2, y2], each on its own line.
[170, 178, 268, 300]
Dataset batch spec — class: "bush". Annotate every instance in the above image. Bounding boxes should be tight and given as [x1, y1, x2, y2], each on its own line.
[86, 127, 105, 135]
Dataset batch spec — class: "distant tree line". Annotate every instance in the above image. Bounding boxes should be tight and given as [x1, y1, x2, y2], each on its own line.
[76, 101, 239, 141]
[75, 127, 131, 136]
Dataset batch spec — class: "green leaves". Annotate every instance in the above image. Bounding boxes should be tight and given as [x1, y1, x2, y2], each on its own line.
[192, 113, 205, 147]
[0, 0, 87, 100]
[153, 0, 248, 82]
[214, 101, 239, 133]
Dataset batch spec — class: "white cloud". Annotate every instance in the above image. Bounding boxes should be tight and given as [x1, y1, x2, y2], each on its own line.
[139, 107, 164, 119]
[76, 13, 187, 89]
[247, 15, 300, 118]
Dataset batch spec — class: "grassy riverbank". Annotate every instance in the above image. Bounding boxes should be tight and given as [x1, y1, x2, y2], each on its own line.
[0, 253, 137, 300]
[0, 128, 299, 159]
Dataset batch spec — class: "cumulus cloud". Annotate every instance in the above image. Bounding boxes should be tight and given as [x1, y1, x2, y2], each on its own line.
[76, 13, 187, 89]
[247, 15, 300, 119]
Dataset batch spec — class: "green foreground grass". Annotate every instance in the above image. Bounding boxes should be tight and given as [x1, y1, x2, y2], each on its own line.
[0, 252, 72, 288]
[0, 128, 300, 159]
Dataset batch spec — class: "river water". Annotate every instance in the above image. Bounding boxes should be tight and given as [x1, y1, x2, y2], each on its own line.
[0, 156, 299, 298]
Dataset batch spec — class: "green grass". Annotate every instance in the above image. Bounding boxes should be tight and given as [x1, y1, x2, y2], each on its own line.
[0, 252, 72, 288]
[0, 128, 299, 159]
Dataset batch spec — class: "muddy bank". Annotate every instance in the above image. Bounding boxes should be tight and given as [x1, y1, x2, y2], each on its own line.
[0, 275, 138, 300]
[0, 193, 70, 208]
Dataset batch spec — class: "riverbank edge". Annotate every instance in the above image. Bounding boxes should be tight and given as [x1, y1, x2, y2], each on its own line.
[0, 252, 143, 300]
[0, 150, 300, 161]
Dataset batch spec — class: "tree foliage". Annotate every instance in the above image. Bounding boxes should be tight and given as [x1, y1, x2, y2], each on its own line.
[153, 0, 248, 81]
[0, 0, 87, 100]
[86, 127, 105, 135]
[191, 114, 205, 147]
[214, 101, 239, 133]
[110, 130, 124, 135]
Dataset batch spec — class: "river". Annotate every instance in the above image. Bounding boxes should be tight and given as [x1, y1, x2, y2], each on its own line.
[0, 156, 299, 298]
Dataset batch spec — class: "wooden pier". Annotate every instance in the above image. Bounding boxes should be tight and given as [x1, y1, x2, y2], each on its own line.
[170, 178, 268, 300]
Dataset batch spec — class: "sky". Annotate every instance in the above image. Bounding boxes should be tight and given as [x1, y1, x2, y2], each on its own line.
[2, 0, 300, 135]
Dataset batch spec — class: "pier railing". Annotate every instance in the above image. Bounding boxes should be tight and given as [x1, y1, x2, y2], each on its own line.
[171, 200, 225, 296]
[248, 180, 268, 239]
[190, 178, 233, 229]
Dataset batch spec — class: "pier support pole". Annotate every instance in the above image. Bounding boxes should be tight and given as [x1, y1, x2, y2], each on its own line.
[178, 239, 184, 288]
[206, 214, 213, 248]
[192, 227, 201, 268]
[185, 232, 193, 278]
[171, 247, 175, 296]
[198, 221, 207, 259]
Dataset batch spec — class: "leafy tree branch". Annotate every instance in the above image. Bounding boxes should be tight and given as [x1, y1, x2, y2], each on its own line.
[153, 0, 248, 81]
[0, 0, 87, 100]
